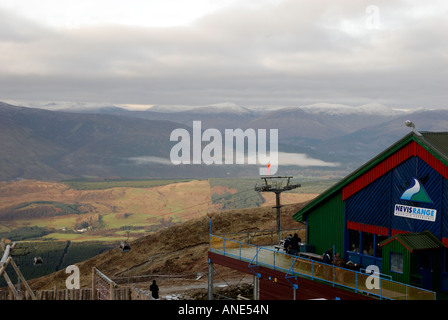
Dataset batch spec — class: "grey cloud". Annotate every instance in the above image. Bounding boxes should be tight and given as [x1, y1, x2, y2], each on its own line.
[0, 0, 447, 108]
[0, 9, 53, 42]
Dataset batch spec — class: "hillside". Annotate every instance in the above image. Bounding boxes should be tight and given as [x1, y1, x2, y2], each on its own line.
[27, 202, 307, 296]
[4, 100, 448, 182]
[0, 101, 345, 181]
[0, 101, 230, 181]
[316, 109, 448, 168]
[0, 178, 317, 243]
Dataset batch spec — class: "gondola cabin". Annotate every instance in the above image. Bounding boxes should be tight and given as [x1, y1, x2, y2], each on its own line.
[120, 242, 131, 253]
[33, 256, 43, 266]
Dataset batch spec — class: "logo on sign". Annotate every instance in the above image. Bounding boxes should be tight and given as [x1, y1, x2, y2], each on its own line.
[395, 178, 436, 222]
[400, 178, 432, 203]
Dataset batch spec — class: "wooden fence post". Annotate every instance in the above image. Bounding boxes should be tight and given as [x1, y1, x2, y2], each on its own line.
[92, 268, 96, 300]
[109, 282, 114, 300]
[9, 258, 37, 300]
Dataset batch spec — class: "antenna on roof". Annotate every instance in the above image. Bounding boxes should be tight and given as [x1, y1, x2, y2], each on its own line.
[405, 120, 422, 136]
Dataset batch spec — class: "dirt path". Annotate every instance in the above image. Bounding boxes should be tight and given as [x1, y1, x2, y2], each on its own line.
[133, 276, 254, 300]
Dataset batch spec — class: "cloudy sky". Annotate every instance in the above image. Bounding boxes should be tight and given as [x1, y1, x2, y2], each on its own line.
[0, 0, 447, 109]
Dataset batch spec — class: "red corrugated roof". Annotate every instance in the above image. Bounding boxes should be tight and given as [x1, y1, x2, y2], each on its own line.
[342, 140, 448, 200]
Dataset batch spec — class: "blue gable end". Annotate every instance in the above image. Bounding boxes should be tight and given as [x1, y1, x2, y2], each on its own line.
[345, 156, 445, 239]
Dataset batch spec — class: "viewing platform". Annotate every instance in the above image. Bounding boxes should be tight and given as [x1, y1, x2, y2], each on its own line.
[208, 230, 436, 300]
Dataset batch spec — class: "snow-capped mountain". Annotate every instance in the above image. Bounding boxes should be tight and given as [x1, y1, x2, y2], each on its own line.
[147, 102, 256, 115]
[7, 99, 422, 117]
[298, 103, 409, 116]
[146, 104, 199, 113]
[183, 102, 254, 115]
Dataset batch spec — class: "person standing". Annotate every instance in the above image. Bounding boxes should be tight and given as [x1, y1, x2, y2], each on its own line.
[283, 234, 292, 253]
[290, 233, 301, 255]
[150, 280, 159, 300]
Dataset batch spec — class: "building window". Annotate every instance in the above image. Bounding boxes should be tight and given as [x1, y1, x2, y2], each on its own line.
[348, 230, 360, 252]
[348, 229, 387, 257]
[390, 252, 404, 274]
[375, 235, 387, 258]
[362, 233, 374, 255]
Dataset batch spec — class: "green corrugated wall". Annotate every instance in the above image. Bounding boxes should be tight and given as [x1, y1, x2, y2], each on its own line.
[307, 190, 345, 256]
[381, 240, 411, 284]
[382, 240, 443, 290]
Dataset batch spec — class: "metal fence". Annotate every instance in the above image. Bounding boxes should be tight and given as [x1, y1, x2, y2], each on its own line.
[210, 228, 306, 247]
[210, 234, 436, 300]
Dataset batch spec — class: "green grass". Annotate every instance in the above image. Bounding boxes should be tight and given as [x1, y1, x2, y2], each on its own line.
[209, 178, 264, 210]
[0, 201, 87, 222]
[208, 177, 337, 210]
[41, 233, 82, 241]
[102, 213, 149, 228]
[0, 226, 49, 241]
[62, 178, 193, 190]
[61, 241, 115, 268]
[18, 214, 78, 229]
[0, 177, 337, 245]
[13, 201, 84, 214]
[289, 178, 340, 194]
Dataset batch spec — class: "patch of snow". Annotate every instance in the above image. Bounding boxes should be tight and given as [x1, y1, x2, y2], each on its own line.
[146, 104, 200, 113]
[299, 103, 409, 116]
[163, 294, 182, 300]
[187, 102, 253, 115]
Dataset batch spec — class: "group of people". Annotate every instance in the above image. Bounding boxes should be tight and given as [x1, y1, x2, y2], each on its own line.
[282, 236, 361, 273]
[322, 248, 359, 270]
[283, 233, 302, 255]
[323, 248, 346, 266]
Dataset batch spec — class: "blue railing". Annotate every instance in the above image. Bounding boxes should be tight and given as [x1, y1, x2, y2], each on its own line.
[210, 234, 436, 300]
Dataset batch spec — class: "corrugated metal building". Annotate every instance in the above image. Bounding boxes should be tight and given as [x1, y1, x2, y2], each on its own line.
[293, 131, 448, 293]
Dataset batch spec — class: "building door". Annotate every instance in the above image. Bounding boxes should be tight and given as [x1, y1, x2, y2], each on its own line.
[418, 251, 433, 290]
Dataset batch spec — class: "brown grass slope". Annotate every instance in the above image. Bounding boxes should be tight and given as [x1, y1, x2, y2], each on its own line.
[29, 202, 306, 290]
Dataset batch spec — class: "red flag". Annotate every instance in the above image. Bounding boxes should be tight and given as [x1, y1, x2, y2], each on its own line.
[267, 163, 271, 176]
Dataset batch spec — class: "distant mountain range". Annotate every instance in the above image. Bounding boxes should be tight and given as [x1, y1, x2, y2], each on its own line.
[1, 100, 447, 181]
